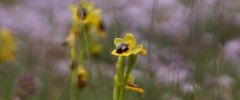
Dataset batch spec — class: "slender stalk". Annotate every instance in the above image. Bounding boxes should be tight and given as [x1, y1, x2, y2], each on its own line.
[70, 67, 77, 100]
[119, 55, 137, 100]
[124, 55, 137, 83]
[118, 84, 124, 100]
[113, 75, 119, 100]
[113, 56, 125, 100]
[70, 22, 81, 100]
[70, 44, 77, 100]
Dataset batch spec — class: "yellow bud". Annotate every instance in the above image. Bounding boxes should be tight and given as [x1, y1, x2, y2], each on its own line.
[125, 83, 144, 93]
[77, 67, 88, 89]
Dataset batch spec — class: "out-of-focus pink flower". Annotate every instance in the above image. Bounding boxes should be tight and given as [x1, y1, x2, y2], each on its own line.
[16, 73, 39, 98]
[223, 39, 240, 67]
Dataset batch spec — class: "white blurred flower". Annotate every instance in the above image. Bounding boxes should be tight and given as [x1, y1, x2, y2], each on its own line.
[158, 0, 178, 7]
[180, 82, 200, 94]
[54, 60, 70, 76]
[122, 6, 150, 30]
[155, 63, 189, 85]
[223, 39, 240, 67]
[234, 13, 240, 26]
[0, 0, 73, 40]
[218, 75, 234, 100]
[218, 75, 234, 89]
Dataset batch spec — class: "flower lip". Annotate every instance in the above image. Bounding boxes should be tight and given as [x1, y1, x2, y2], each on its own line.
[116, 43, 129, 54]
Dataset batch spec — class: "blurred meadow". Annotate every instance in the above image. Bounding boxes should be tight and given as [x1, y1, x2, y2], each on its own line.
[1, 0, 240, 100]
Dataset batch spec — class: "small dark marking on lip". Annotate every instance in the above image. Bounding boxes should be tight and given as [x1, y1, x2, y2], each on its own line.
[78, 8, 87, 19]
[116, 43, 129, 54]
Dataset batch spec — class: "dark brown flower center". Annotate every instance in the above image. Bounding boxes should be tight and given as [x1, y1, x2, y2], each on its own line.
[116, 43, 129, 54]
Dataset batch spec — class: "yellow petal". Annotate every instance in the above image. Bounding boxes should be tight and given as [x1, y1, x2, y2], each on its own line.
[132, 44, 143, 54]
[139, 48, 147, 56]
[114, 38, 124, 47]
[125, 83, 144, 93]
[69, 4, 78, 13]
[84, 9, 101, 26]
[64, 31, 76, 47]
[69, 4, 80, 20]
[123, 33, 137, 49]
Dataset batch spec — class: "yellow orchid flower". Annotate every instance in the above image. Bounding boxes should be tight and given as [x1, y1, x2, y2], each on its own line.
[84, 8, 106, 37]
[68, 2, 106, 38]
[0, 28, 16, 62]
[112, 33, 146, 99]
[111, 33, 147, 56]
[79, 0, 106, 37]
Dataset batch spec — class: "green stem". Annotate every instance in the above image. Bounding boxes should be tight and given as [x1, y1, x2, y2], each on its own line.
[70, 67, 78, 100]
[118, 86, 124, 100]
[119, 55, 137, 100]
[113, 75, 119, 100]
[69, 31, 81, 100]
[124, 55, 137, 83]
[113, 56, 125, 100]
